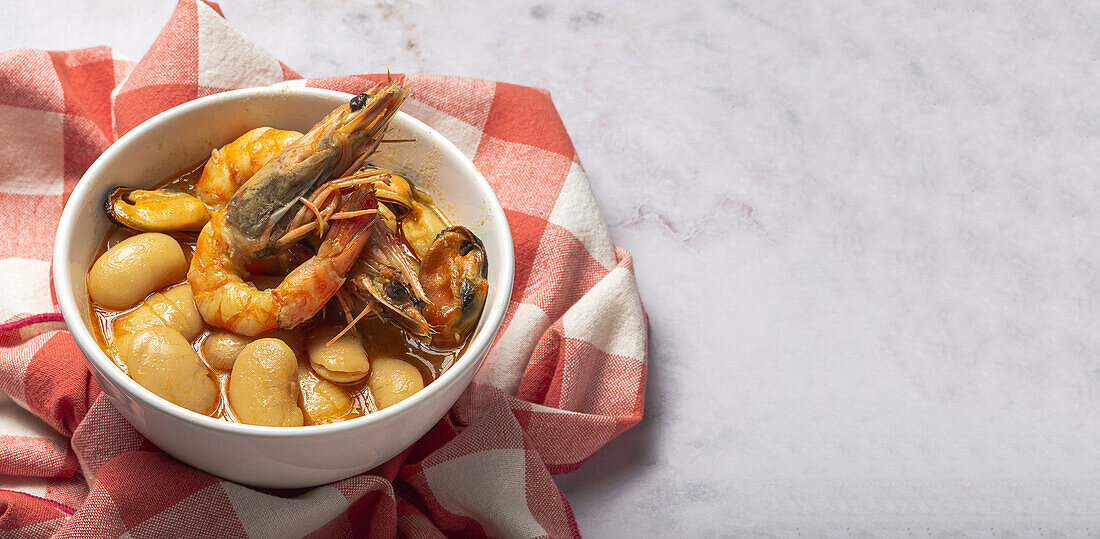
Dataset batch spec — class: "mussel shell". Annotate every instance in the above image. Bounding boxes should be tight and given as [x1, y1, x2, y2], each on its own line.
[106, 188, 210, 233]
[419, 226, 488, 347]
[456, 228, 488, 277]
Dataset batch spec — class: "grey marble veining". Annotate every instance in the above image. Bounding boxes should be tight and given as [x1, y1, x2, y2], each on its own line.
[4, 0, 1100, 534]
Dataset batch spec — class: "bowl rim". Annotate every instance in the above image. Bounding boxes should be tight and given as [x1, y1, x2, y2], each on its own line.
[52, 85, 514, 438]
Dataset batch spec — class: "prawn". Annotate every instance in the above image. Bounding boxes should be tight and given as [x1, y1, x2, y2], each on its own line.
[195, 127, 303, 208]
[188, 80, 406, 335]
[188, 188, 377, 336]
[228, 79, 406, 258]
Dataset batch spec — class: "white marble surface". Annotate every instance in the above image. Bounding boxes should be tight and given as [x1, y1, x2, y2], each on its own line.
[5, 0, 1100, 535]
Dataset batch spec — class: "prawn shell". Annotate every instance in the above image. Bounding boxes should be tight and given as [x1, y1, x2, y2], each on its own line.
[351, 268, 434, 338]
[226, 83, 406, 258]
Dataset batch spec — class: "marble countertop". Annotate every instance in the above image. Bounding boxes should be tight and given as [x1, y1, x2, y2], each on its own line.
[6, 0, 1100, 534]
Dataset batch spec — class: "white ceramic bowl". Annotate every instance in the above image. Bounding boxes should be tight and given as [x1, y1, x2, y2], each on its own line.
[52, 86, 514, 488]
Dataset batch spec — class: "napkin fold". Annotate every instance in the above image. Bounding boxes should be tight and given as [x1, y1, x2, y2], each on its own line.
[0, 1, 646, 537]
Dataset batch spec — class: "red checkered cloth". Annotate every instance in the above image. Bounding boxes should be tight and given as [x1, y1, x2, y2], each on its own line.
[0, 1, 646, 537]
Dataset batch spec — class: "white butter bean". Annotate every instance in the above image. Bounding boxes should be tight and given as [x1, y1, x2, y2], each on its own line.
[113, 305, 164, 339]
[201, 331, 253, 370]
[402, 202, 448, 260]
[307, 327, 371, 384]
[203, 329, 302, 372]
[266, 329, 305, 356]
[368, 358, 424, 409]
[88, 233, 187, 309]
[143, 283, 203, 340]
[116, 325, 217, 414]
[228, 338, 304, 426]
[114, 283, 203, 342]
[298, 361, 354, 424]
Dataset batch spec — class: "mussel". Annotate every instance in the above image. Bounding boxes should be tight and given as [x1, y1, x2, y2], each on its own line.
[419, 226, 488, 348]
[106, 188, 210, 233]
[349, 225, 487, 348]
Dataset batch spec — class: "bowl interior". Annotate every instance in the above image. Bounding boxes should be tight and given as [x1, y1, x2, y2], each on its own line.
[55, 86, 513, 434]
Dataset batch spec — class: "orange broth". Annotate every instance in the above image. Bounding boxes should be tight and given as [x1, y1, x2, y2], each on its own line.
[89, 158, 468, 425]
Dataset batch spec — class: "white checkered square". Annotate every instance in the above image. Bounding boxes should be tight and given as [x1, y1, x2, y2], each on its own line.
[0, 105, 63, 195]
[195, 1, 284, 90]
[548, 161, 616, 269]
[562, 267, 646, 361]
[422, 449, 546, 538]
[476, 303, 551, 393]
[0, 258, 55, 322]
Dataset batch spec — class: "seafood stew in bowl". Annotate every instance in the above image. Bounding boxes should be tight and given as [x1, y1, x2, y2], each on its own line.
[53, 81, 512, 486]
[84, 80, 491, 427]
